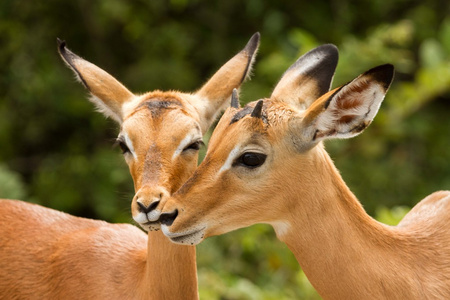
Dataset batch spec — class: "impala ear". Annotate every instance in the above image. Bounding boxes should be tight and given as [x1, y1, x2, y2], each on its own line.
[57, 38, 134, 124]
[290, 64, 394, 151]
[230, 88, 240, 109]
[193, 33, 260, 133]
[271, 44, 338, 110]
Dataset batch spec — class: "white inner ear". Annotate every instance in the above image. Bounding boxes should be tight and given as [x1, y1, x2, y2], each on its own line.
[195, 95, 232, 134]
[89, 95, 122, 124]
[315, 79, 385, 140]
[272, 57, 327, 110]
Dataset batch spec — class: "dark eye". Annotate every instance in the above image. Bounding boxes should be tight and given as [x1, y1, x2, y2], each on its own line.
[116, 140, 130, 154]
[183, 140, 204, 152]
[235, 152, 267, 168]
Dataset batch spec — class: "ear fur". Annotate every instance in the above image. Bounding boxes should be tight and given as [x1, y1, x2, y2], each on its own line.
[57, 38, 134, 123]
[291, 64, 394, 150]
[193, 33, 260, 132]
[231, 89, 240, 109]
[271, 44, 339, 110]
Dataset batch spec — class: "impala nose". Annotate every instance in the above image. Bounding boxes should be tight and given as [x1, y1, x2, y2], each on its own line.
[133, 187, 168, 222]
[159, 209, 178, 226]
[136, 200, 160, 214]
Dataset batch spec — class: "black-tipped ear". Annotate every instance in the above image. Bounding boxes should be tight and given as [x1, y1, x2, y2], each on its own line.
[57, 38, 134, 123]
[271, 44, 339, 110]
[251, 100, 264, 118]
[231, 89, 240, 109]
[57, 38, 90, 90]
[291, 64, 395, 151]
[57, 38, 65, 51]
[240, 32, 260, 83]
[193, 32, 260, 133]
[244, 32, 260, 57]
[362, 64, 395, 91]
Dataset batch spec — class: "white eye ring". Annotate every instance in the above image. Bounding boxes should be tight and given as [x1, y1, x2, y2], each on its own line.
[172, 130, 203, 161]
[117, 140, 130, 154]
[182, 140, 204, 152]
[117, 132, 137, 160]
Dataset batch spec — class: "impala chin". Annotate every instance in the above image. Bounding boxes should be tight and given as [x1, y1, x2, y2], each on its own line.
[140, 221, 161, 232]
[133, 212, 162, 231]
[161, 224, 206, 245]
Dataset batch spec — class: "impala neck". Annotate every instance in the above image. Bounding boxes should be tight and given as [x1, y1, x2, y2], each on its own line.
[143, 231, 198, 300]
[274, 147, 418, 299]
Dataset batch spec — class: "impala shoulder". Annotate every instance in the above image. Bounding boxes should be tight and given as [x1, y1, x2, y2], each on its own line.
[57, 222, 147, 254]
[397, 191, 450, 229]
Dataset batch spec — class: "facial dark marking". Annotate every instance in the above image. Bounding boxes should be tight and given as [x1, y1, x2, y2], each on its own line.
[230, 101, 268, 125]
[137, 99, 183, 118]
[143, 100, 182, 110]
[230, 105, 254, 124]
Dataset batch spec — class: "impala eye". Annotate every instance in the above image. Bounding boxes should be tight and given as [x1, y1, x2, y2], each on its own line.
[183, 140, 204, 152]
[235, 152, 267, 168]
[118, 141, 130, 154]
[115, 138, 130, 154]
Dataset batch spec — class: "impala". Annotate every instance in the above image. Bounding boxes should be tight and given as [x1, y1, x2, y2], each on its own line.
[159, 45, 450, 299]
[0, 33, 259, 299]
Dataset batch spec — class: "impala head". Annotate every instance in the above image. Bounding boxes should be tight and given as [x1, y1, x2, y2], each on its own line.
[58, 34, 260, 231]
[159, 45, 395, 245]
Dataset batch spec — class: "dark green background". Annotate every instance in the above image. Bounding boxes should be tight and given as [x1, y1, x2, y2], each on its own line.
[1, 1, 449, 298]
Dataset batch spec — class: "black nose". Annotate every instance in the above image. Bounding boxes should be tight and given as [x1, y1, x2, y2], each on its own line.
[137, 201, 160, 214]
[159, 209, 178, 226]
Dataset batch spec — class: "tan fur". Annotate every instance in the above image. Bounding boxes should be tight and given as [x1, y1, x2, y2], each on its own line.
[0, 35, 259, 299]
[0, 199, 200, 300]
[160, 62, 450, 299]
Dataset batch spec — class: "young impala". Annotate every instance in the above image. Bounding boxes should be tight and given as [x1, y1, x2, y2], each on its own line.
[0, 33, 259, 299]
[159, 45, 450, 299]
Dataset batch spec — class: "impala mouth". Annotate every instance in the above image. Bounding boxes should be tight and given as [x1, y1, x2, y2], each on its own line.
[161, 225, 206, 245]
[133, 210, 162, 231]
[137, 220, 161, 231]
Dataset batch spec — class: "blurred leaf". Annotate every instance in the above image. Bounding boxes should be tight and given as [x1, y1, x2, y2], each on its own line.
[375, 206, 411, 226]
[420, 39, 445, 68]
[0, 164, 27, 200]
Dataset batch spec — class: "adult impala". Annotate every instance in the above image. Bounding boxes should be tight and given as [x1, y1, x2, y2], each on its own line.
[0, 33, 259, 299]
[159, 45, 450, 299]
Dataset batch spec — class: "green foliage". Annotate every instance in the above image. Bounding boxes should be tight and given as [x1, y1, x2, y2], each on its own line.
[1, 0, 449, 298]
[197, 225, 320, 299]
[0, 164, 27, 200]
[376, 206, 410, 226]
